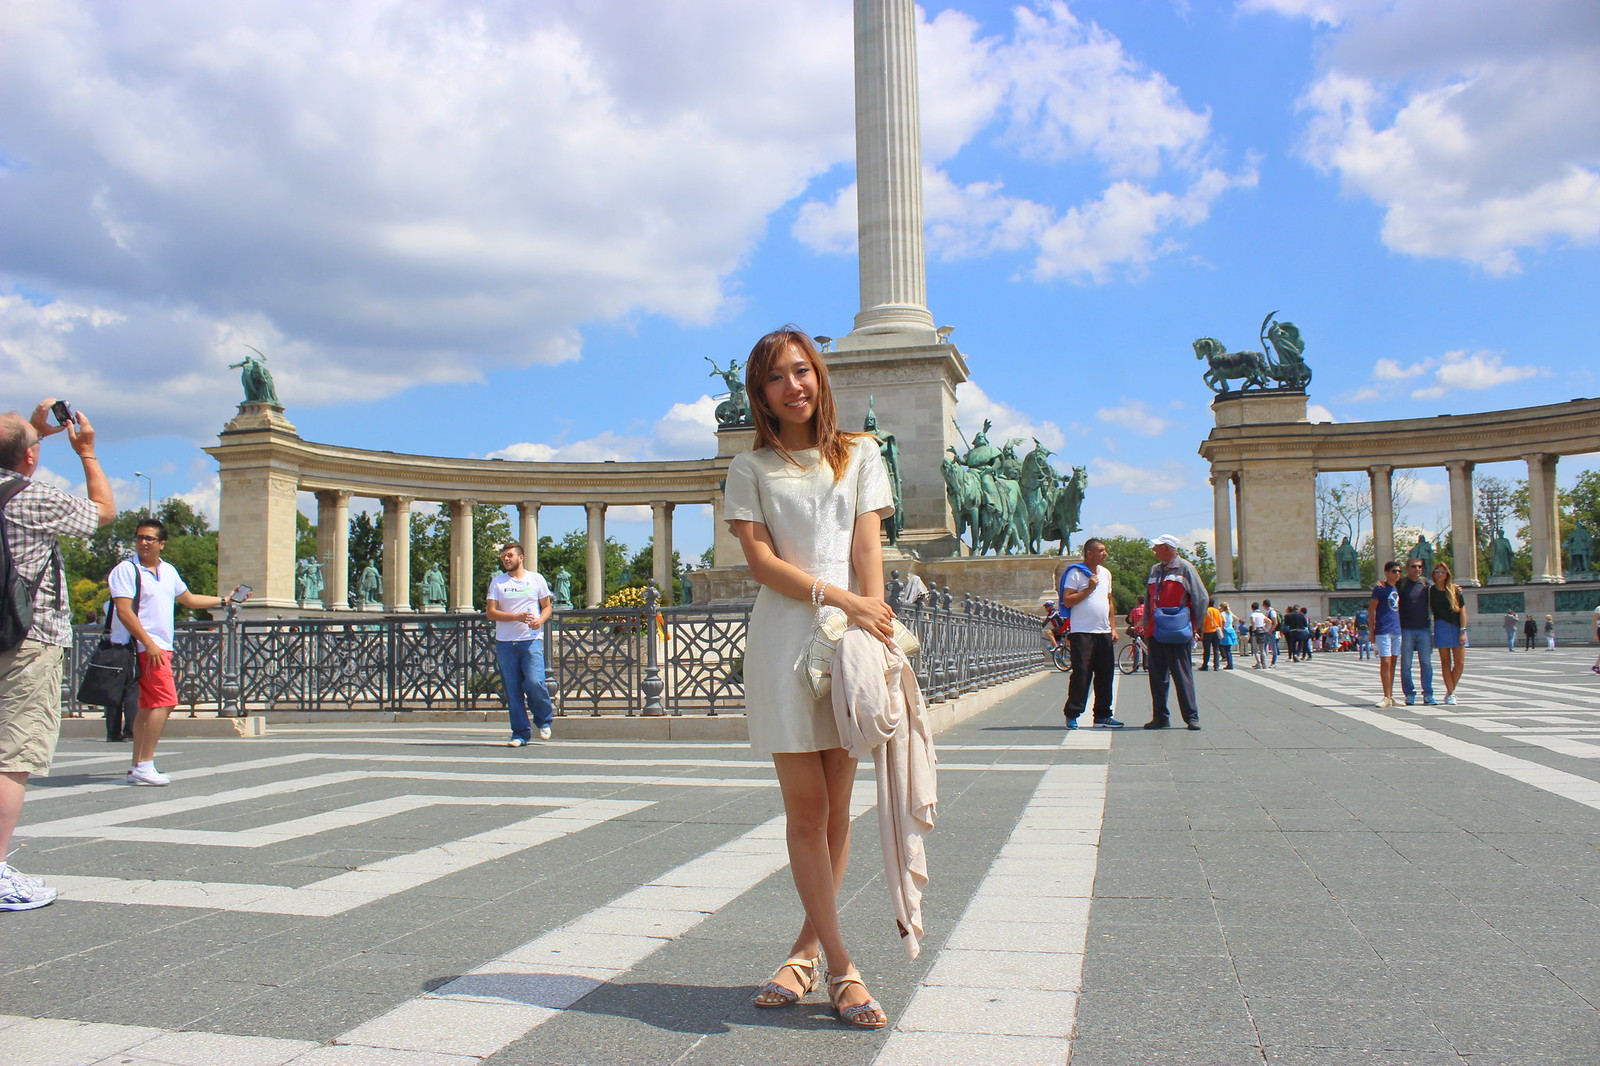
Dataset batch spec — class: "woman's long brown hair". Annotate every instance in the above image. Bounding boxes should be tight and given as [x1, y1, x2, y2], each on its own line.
[1431, 560, 1463, 613]
[744, 327, 859, 482]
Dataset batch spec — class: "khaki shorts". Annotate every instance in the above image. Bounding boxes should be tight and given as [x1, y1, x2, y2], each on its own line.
[0, 640, 65, 776]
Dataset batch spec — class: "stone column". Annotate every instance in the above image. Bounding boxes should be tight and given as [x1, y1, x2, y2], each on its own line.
[1371, 465, 1395, 569]
[449, 499, 476, 611]
[848, 0, 936, 338]
[651, 502, 675, 604]
[382, 495, 413, 611]
[316, 490, 351, 610]
[1525, 453, 1563, 583]
[1212, 471, 1236, 592]
[518, 501, 540, 573]
[585, 502, 606, 607]
[1446, 461, 1479, 586]
[1232, 475, 1245, 587]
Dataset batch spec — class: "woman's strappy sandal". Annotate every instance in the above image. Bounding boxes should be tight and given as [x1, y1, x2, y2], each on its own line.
[827, 968, 888, 1029]
[753, 953, 821, 1008]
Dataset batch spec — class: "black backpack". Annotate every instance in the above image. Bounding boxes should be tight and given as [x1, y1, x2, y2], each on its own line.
[1, 474, 62, 652]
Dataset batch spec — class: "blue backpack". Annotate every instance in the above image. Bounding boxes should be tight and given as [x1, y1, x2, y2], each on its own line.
[1056, 563, 1096, 625]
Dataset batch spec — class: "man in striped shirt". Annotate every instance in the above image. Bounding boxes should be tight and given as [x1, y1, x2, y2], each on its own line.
[0, 401, 115, 910]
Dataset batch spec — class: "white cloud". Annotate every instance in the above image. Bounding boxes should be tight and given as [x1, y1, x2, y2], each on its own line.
[1261, 0, 1600, 273]
[955, 381, 1068, 456]
[1097, 522, 1143, 540]
[485, 393, 719, 465]
[1373, 357, 1428, 381]
[794, 1, 1254, 282]
[1306, 404, 1336, 423]
[1371, 348, 1545, 400]
[0, 1, 858, 441]
[1091, 457, 1187, 495]
[1096, 399, 1171, 436]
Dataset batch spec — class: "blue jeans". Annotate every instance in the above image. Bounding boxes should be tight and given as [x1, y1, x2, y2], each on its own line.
[1357, 629, 1370, 659]
[496, 639, 554, 739]
[1399, 628, 1434, 703]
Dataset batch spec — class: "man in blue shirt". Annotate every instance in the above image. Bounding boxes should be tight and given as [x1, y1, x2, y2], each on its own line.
[1368, 561, 1403, 707]
[1396, 557, 1436, 705]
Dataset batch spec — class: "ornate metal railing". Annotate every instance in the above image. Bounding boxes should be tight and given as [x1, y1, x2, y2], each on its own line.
[62, 574, 1044, 717]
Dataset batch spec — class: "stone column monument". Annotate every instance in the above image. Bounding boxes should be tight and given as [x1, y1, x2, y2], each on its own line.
[826, 0, 969, 558]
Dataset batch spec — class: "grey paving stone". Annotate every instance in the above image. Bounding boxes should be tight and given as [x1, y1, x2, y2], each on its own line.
[1263, 1045, 1465, 1064]
[1072, 988, 1257, 1044]
[1245, 994, 1453, 1052]
[1423, 1002, 1600, 1056]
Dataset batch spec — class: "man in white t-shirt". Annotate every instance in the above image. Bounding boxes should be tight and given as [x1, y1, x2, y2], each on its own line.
[110, 519, 240, 785]
[485, 542, 554, 745]
[1058, 538, 1122, 729]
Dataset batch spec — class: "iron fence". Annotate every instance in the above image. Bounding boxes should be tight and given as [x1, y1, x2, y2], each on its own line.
[62, 574, 1045, 717]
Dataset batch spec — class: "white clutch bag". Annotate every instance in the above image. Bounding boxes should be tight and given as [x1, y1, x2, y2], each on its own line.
[804, 610, 922, 699]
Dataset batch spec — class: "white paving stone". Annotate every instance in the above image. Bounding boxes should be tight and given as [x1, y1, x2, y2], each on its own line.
[894, 984, 1079, 1037]
[3, 1018, 166, 1066]
[340, 998, 550, 1056]
[99, 1031, 317, 1066]
[874, 1031, 1072, 1066]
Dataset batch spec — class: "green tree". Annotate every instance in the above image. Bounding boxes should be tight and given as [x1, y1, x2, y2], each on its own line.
[156, 497, 210, 536]
[1100, 536, 1154, 616]
[165, 531, 218, 620]
[1190, 540, 1216, 591]
[410, 511, 450, 604]
[470, 505, 515, 611]
[296, 511, 318, 560]
[624, 538, 686, 603]
[348, 510, 383, 602]
[535, 530, 629, 606]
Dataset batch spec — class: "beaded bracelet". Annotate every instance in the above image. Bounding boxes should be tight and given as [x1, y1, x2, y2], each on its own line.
[810, 577, 828, 608]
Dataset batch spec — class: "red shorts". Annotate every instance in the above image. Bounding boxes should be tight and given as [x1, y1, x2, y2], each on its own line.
[136, 651, 179, 709]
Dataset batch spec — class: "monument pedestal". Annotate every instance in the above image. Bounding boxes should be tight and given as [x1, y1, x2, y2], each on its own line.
[828, 336, 968, 560]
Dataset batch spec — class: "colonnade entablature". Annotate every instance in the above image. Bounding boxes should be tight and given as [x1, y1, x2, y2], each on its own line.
[204, 405, 730, 614]
[1199, 391, 1600, 597]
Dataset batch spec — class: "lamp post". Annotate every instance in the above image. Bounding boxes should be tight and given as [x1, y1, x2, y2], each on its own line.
[133, 471, 154, 515]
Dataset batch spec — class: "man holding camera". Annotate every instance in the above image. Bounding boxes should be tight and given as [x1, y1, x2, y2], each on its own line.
[110, 519, 241, 785]
[1, 400, 115, 909]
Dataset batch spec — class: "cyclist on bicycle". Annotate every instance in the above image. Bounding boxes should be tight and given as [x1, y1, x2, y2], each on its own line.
[1125, 596, 1147, 671]
[1041, 601, 1069, 650]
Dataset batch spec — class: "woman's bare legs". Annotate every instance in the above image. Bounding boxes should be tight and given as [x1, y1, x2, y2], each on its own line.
[769, 748, 881, 1018]
[1437, 647, 1463, 696]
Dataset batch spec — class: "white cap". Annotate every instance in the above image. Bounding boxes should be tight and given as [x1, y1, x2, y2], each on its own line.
[1151, 533, 1183, 549]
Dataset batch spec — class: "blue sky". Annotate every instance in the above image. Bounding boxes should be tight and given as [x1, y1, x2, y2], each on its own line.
[3, 0, 1597, 564]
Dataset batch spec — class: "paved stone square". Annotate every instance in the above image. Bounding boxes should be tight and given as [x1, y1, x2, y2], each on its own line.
[4, 646, 1598, 1064]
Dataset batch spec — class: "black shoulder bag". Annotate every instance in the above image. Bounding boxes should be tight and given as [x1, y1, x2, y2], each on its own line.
[76, 563, 141, 708]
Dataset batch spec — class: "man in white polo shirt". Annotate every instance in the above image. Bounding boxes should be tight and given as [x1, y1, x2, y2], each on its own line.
[485, 542, 555, 745]
[110, 518, 239, 785]
[1058, 537, 1123, 729]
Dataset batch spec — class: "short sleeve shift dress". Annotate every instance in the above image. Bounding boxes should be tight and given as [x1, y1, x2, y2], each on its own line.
[723, 436, 895, 756]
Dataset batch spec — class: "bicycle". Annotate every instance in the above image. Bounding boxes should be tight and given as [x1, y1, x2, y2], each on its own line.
[1117, 634, 1147, 675]
[1047, 641, 1071, 672]
[1118, 633, 1199, 674]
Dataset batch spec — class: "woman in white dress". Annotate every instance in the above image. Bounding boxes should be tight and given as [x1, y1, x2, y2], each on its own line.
[724, 327, 898, 1029]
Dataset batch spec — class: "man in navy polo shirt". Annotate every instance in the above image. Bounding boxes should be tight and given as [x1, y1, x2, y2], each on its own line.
[1396, 557, 1436, 705]
[1369, 561, 1403, 707]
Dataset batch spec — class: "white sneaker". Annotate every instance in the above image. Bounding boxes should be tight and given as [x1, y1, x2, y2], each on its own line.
[127, 765, 171, 786]
[0, 864, 57, 911]
[1444, 694, 1458, 705]
[537, 726, 552, 740]
[1375, 696, 1395, 708]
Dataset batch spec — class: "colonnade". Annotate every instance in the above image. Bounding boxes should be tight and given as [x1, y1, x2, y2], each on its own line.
[306, 492, 678, 612]
[1211, 453, 1567, 594]
[1200, 393, 1600, 598]
[208, 408, 723, 615]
